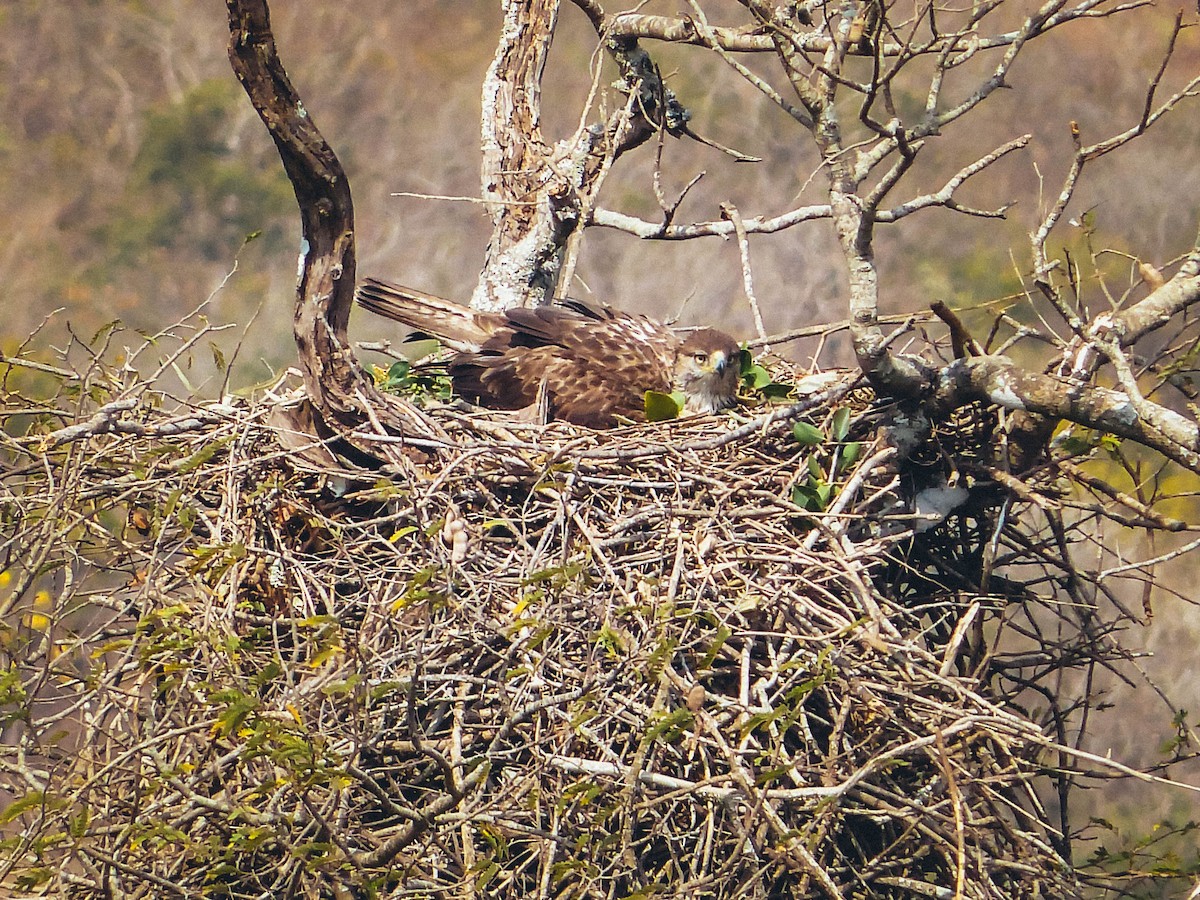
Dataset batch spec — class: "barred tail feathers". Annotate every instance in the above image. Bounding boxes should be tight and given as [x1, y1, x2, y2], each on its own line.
[354, 277, 496, 352]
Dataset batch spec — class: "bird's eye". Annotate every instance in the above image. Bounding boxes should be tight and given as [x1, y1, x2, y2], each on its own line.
[693, 352, 708, 363]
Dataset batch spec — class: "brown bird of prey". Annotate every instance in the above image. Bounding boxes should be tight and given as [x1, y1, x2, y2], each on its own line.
[356, 277, 741, 428]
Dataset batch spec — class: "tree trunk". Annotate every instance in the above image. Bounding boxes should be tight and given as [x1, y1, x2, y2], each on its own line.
[475, 0, 574, 311]
[226, 0, 367, 424]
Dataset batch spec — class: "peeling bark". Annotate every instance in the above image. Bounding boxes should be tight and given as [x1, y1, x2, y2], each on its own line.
[475, 0, 680, 311]
[476, 0, 571, 310]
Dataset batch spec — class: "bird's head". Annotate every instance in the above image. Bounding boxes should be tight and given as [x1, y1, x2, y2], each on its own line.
[672, 329, 741, 414]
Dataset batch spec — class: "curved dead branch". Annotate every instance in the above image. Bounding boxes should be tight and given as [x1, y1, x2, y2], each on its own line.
[225, 0, 370, 427]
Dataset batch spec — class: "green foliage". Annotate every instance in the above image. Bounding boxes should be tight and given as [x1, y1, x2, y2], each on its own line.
[740, 348, 794, 400]
[696, 624, 732, 672]
[0, 662, 29, 726]
[520, 557, 589, 590]
[374, 357, 454, 402]
[740, 349, 772, 389]
[93, 79, 292, 267]
[644, 389, 685, 421]
[390, 565, 450, 610]
[644, 634, 679, 681]
[1161, 708, 1193, 758]
[641, 707, 694, 745]
[593, 623, 627, 656]
[791, 421, 824, 446]
[1083, 815, 1200, 897]
[789, 407, 864, 512]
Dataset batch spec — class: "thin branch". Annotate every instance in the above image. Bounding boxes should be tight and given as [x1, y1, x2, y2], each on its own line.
[591, 203, 831, 239]
[720, 202, 770, 349]
[877, 135, 1030, 222]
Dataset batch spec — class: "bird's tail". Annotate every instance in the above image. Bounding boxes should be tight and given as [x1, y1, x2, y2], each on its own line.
[355, 277, 498, 352]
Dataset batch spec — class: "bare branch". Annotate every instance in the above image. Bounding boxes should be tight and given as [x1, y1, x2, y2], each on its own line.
[937, 354, 1200, 472]
[590, 203, 831, 239]
[719, 202, 769, 348]
[877, 135, 1030, 222]
[684, 0, 812, 126]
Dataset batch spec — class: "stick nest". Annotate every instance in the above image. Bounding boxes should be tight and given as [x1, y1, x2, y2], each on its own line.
[1, 324, 1126, 899]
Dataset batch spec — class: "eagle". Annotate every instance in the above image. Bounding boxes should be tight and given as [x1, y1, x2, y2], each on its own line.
[355, 277, 741, 428]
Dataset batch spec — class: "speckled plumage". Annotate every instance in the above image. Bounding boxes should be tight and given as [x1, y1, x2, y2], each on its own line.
[356, 277, 741, 428]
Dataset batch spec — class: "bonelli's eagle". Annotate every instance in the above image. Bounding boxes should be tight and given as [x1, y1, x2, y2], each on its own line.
[356, 278, 740, 428]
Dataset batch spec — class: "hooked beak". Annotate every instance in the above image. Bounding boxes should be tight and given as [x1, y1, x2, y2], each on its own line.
[711, 351, 727, 376]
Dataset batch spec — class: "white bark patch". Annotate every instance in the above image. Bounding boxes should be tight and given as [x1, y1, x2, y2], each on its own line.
[988, 371, 1026, 410]
[1109, 400, 1138, 427]
[914, 485, 970, 533]
[296, 238, 310, 280]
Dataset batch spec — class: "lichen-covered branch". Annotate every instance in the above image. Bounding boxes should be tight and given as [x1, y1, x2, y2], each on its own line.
[936, 354, 1200, 472]
[1112, 247, 1200, 346]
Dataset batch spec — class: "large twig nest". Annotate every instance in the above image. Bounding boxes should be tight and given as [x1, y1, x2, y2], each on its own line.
[1, 340, 1096, 898]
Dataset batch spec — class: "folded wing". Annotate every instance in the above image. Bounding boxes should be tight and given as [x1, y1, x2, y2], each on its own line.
[355, 278, 684, 426]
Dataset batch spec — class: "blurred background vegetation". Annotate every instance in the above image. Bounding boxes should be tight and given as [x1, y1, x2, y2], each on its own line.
[7, 2, 1198, 376]
[2, 0, 1199, 889]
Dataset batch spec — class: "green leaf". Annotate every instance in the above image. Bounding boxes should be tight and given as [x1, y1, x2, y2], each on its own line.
[474, 860, 501, 890]
[740, 706, 785, 739]
[697, 625, 732, 672]
[755, 764, 795, 786]
[558, 782, 604, 811]
[177, 435, 234, 474]
[593, 624, 626, 655]
[790, 484, 817, 510]
[792, 421, 824, 446]
[739, 347, 755, 374]
[90, 319, 122, 346]
[831, 406, 851, 441]
[403, 338, 443, 363]
[521, 558, 586, 587]
[645, 636, 679, 681]
[387, 525, 418, 542]
[791, 480, 832, 512]
[0, 791, 67, 824]
[761, 381, 794, 399]
[743, 364, 771, 390]
[840, 441, 863, 469]
[1057, 434, 1095, 456]
[380, 359, 411, 391]
[645, 390, 683, 422]
[643, 708, 694, 745]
